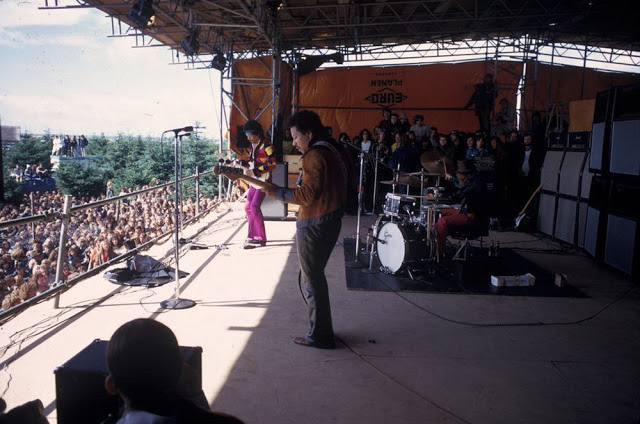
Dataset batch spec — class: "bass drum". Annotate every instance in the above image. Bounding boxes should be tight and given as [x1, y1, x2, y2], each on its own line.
[376, 221, 429, 273]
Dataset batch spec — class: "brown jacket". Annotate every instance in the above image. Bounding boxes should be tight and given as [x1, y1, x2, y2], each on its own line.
[279, 142, 352, 227]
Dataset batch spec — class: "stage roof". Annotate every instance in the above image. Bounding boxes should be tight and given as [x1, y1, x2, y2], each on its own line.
[68, 0, 640, 63]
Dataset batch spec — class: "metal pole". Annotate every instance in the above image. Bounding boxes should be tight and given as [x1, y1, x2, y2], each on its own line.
[195, 165, 200, 216]
[371, 146, 380, 214]
[160, 133, 195, 310]
[346, 149, 366, 268]
[53, 195, 72, 308]
[30, 192, 35, 239]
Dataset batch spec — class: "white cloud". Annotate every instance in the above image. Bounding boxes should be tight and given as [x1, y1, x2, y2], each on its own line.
[0, 1, 90, 28]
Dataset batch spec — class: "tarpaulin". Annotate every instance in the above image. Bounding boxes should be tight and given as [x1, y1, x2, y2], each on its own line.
[297, 61, 522, 138]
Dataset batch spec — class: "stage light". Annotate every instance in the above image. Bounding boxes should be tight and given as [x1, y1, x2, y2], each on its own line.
[210, 52, 227, 71]
[180, 31, 200, 56]
[297, 52, 344, 76]
[128, 0, 155, 29]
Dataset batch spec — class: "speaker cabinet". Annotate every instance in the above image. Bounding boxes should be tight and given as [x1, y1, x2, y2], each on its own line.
[558, 151, 586, 197]
[589, 89, 614, 173]
[261, 162, 288, 219]
[537, 192, 556, 236]
[603, 180, 640, 276]
[610, 119, 640, 176]
[55, 339, 202, 424]
[554, 197, 576, 244]
[540, 150, 564, 194]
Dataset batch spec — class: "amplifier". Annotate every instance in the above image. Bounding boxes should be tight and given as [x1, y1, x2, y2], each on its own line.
[54, 339, 202, 424]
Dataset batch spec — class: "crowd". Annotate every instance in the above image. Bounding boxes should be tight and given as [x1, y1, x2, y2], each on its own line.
[51, 134, 89, 157]
[0, 187, 216, 311]
[281, 101, 546, 227]
[9, 163, 50, 182]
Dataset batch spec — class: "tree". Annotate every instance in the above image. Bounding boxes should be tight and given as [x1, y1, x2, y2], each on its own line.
[4, 133, 52, 170]
[56, 160, 107, 198]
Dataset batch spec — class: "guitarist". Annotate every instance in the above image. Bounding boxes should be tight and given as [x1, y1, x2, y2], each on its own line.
[241, 120, 276, 249]
[263, 110, 354, 349]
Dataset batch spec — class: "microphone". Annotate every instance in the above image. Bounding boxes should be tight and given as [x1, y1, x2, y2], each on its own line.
[165, 126, 194, 135]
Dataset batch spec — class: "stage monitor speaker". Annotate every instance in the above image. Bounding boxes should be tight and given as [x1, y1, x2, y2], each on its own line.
[540, 150, 565, 194]
[554, 197, 577, 244]
[590, 89, 614, 173]
[55, 339, 202, 424]
[610, 119, 640, 176]
[261, 162, 288, 219]
[237, 125, 250, 149]
[604, 214, 638, 275]
[537, 192, 556, 236]
[558, 151, 586, 197]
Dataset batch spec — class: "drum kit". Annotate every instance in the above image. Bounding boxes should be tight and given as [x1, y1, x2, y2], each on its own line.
[353, 150, 460, 277]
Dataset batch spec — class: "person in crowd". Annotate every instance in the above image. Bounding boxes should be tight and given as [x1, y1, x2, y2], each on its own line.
[24, 164, 36, 180]
[105, 318, 243, 423]
[388, 113, 402, 138]
[398, 113, 411, 134]
[10, 165, 24, 182]
[79, 134, 89, 156]
[263, 110, 354, 349]
[492, 98, 515, 137]
[515, 132, 545, 217]
[52, 135, 62, 156]
[465, 73, 498, 135]
[241, 120, 276, 249]
[436, 159, 486, 257]
[409, 114, 429, 145]
[69, 136, 78, 158]
[449, 130, 466, 160]
[36, 164, 48, 180]
[359, 128, 373, 153]
[428, 127, 439, 148]
[434, 134, 456, 161]
[377, 108, 392, 136]
[106, 181, 114, 198]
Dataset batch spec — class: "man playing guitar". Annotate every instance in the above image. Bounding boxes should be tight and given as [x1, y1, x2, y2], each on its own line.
[241, 120, 276, 249]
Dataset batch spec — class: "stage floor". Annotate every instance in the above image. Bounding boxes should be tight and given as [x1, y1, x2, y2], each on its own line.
[343, 237, 586, 298]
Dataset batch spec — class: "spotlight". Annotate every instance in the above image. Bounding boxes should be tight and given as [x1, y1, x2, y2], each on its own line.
[297, 52, 344, 76]
[128, 0, 155, 29]
[210, 52, 227, 71]
[180, 31, 200, 56]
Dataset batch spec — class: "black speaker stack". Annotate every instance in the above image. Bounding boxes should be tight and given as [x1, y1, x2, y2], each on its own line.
[585, 83, 640, 278]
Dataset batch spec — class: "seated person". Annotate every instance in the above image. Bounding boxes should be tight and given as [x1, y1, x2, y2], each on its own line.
[105, 318, 243, 423]
[436, 159, 486, 256]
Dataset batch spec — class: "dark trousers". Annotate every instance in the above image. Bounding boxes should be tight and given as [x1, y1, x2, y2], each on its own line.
[296, 215, 342, 345]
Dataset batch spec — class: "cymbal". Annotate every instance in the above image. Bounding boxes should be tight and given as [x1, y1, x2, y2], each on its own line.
[396, 174, 423, 188]
[408, 170, 441, 177]
[380, 180, 401, 186]
[420, 151, 456, 176]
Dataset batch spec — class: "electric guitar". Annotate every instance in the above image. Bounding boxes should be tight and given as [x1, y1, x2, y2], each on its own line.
[213, 164, 276, 191]
[515, 184, 543, 230]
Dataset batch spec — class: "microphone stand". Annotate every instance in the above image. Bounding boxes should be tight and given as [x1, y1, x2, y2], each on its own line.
[161, 127, 196, 310]
[343, 143, 366, 268]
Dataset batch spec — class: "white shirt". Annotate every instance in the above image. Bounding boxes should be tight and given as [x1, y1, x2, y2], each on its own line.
[521, 148, 532, 176]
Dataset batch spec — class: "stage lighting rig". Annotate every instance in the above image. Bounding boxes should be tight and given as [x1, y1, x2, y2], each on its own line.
[180, 30, 200, 56]
[128, 0, 156, 29]
[210, 52, 227, 71]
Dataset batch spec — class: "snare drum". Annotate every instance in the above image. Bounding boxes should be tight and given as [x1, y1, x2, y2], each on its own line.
[376, 221, 429, 273]
[383, 193, 416, 217]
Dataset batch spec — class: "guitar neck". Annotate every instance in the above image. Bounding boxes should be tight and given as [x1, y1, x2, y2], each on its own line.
[213, 165, 273, 190]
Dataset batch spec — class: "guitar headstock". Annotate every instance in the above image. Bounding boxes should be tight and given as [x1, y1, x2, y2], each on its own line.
[213, 164, 244, 181]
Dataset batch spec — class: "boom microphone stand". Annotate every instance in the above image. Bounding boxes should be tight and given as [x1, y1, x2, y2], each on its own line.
[161, 126, 196, 310]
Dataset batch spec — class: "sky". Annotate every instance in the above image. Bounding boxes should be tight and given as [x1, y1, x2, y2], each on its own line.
[0, 0, 222, 139]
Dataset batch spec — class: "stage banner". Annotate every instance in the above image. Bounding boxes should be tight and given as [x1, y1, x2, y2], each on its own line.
[297, 61, 522, 139]
[229, 57, 293, 154]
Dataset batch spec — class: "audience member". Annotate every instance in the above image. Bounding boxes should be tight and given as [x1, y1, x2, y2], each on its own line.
[105, 319, 243, 423]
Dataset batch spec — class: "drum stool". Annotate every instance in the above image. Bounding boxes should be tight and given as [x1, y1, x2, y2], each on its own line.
[449, 216, 489, 261]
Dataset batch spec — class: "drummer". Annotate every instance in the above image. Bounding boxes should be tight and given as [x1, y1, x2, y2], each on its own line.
[435, 159, 486, 257]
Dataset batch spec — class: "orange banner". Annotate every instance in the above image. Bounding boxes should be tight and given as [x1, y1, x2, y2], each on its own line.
[297, 61, 522, 138]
